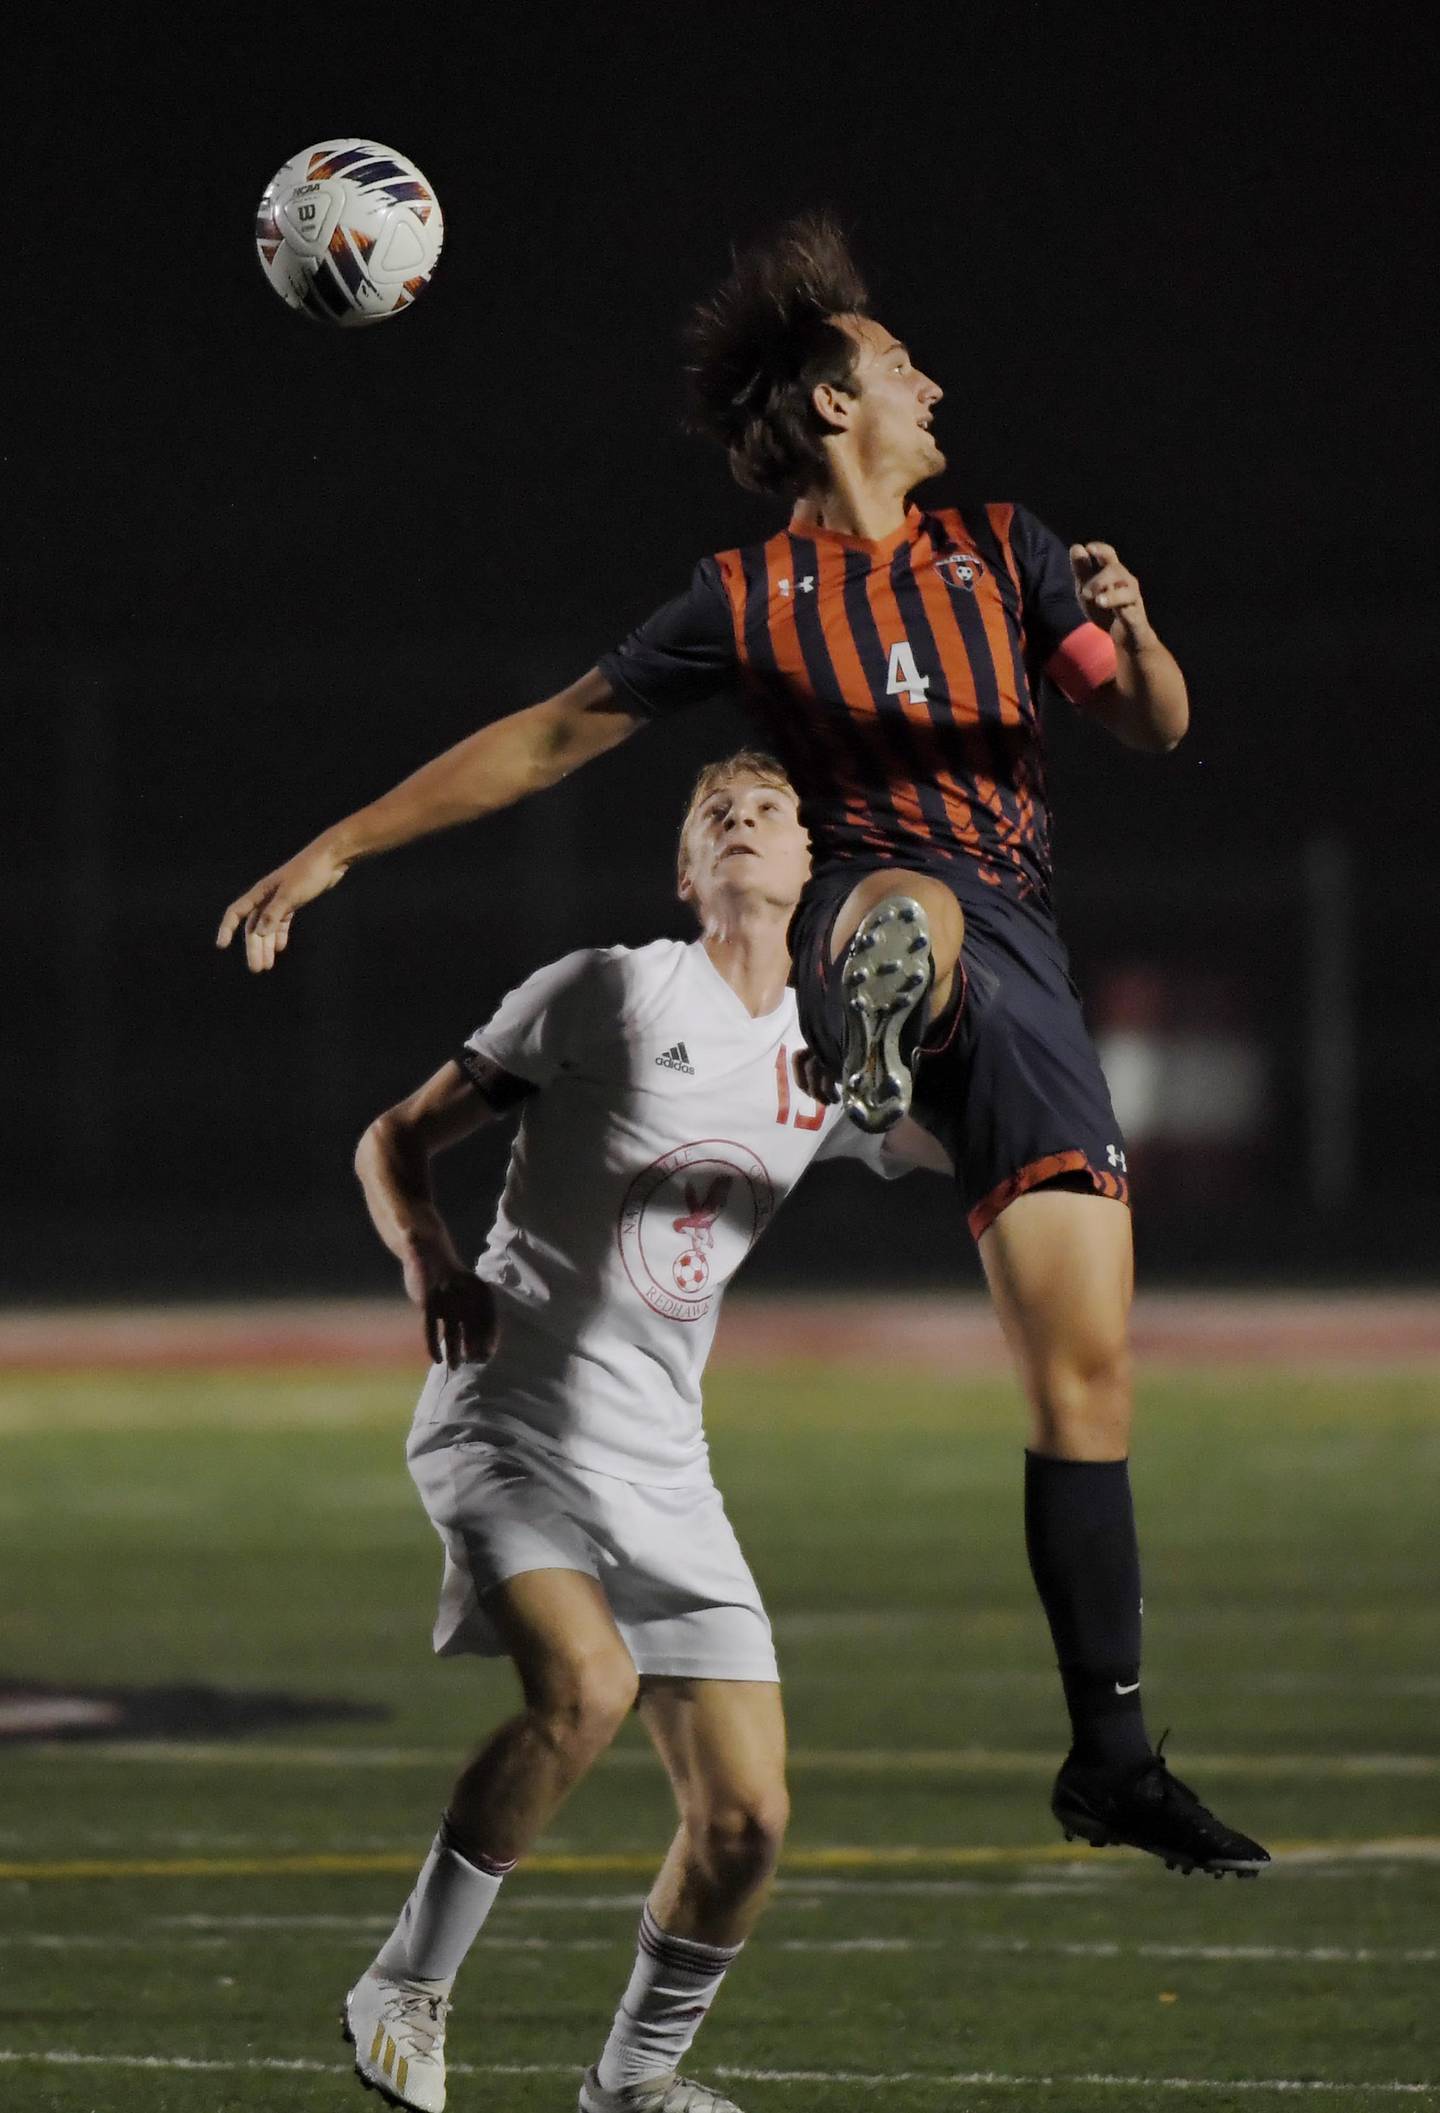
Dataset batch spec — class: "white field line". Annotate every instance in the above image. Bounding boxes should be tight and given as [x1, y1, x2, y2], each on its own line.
[0, 1935, 229, 1951]
[155, 1905, 632, 1927]
[149, 1879, 1104, 1929]
[11, 1926, 1436, 1967]
[62, 1740, 1440, 1778]
[0, 2050, 1433, 2095]
[785, 1875, 1116, 1896]
[0, 1932, 923, 1955]
[972, 1938, 1440, 1966]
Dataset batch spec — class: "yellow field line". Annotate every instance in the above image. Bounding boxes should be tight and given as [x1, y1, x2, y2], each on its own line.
[3, 1838, 1437, 1884]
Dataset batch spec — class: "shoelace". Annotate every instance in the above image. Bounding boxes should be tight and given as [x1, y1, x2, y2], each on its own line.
[643, 2079, 733, 2113]
[389, 1987, 449, 2060]
[1136, 1735, 1233, 1839]
[669, 2081, 739, 2113]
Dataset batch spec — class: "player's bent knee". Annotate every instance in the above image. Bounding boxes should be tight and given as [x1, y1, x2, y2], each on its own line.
[535, 1650, 639, 1755]
[689, 1787, 790, 1886]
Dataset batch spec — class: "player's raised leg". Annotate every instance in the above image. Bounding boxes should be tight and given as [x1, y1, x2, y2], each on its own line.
[346, 1569, 639, 2111]
[829, 869, 965, 1132]
[581, 1678, 789, 2113]
[980, 1186, 1268, 1877]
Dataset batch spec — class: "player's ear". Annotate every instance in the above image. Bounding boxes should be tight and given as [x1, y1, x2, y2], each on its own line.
[676, 864, 695, 904]
[812, 378, 857, 433]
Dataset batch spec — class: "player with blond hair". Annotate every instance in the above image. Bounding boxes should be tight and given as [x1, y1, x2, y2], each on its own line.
[341, 753, 934, 2113]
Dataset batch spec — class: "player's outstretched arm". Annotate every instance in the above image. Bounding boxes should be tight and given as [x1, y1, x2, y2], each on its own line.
[1069, 542, 1190, 753]
[216, 668, 643, 971]
[355, 1056, 519, 1367]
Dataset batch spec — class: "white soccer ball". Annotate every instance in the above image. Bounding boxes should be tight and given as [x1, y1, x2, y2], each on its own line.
[255, 139, 444, 326]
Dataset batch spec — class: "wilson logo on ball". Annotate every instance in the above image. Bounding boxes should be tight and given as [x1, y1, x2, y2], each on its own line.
[255, 138, 444, 327]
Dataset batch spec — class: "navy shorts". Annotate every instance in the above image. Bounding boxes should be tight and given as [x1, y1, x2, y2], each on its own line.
[788, 867, 1130, 1241]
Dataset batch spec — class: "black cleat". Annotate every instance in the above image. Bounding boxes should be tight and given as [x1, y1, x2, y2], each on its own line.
[840, 896, 933, 1133]
[1052, 1740, 1270, 1879]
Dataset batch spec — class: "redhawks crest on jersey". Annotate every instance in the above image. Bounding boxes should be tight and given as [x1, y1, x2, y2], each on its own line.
[619, 1143, 773, 1323]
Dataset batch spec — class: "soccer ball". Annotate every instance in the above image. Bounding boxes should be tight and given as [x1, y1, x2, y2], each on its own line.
[255, 139, 444, 326]
[673, 1250, 710, 1294]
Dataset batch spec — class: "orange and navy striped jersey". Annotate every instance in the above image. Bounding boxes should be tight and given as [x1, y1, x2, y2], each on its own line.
[598, 502, 1117, 906]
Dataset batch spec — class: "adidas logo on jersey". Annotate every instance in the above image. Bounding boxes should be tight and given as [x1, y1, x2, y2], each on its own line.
[654, 1041, 696, 1075]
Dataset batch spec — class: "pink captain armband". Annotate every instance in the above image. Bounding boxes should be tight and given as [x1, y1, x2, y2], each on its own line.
[1043, 623, 1117, 707]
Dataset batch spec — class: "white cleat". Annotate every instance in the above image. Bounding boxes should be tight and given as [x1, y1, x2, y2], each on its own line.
[840, 894, 933, 1133]
[579, 2068, 745, 2113]
[342, 1969, 449, 2111]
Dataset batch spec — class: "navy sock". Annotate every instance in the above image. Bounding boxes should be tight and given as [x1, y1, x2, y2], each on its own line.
[1024, 1450, 1152, 1770]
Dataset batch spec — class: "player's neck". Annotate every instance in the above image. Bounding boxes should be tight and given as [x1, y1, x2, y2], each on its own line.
[699, 902, 793, 1019]
[791, 469, 908, 545]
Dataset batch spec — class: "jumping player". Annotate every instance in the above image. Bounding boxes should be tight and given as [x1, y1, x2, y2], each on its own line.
[342, 754, 935, 2113]
[218, 215, 1267, 1879]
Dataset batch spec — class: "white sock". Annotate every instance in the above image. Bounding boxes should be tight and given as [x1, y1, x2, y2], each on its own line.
[595, 1905, 742, 2092]
[372, 1820, 514, 1991]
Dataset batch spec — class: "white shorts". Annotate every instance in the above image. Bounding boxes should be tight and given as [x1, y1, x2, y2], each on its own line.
[406, 1377, 779, 1684]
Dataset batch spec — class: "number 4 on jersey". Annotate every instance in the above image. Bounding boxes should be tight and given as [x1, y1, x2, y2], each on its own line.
[886, 640, 930, 706]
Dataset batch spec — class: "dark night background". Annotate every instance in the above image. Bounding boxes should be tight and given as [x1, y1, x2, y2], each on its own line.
[5, 7, 1434, 1301]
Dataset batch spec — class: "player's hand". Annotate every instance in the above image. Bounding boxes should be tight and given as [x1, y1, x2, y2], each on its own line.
[398, 1228, 495, 1366]
[794, 1045, 838, 1106]
[1069, 542, 1156, 654]
[424, 1274, 498, 1368]
[215, 839, 351, 972]
[412, 1260, 498, 1368]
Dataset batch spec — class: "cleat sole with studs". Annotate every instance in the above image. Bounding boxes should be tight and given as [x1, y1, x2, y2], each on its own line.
[839, 897, 933, 1134]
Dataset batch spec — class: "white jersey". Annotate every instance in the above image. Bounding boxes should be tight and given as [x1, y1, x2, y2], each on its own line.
[450, 937, 896, 1484]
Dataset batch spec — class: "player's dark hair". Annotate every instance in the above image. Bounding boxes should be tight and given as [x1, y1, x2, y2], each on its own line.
[683, 213, 871, 498]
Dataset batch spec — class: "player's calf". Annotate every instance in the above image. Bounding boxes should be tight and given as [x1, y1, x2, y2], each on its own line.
[444, 1640, 639, 1857]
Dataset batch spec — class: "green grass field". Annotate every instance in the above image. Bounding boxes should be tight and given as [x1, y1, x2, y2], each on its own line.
[2, 1358, 1437, 2111]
